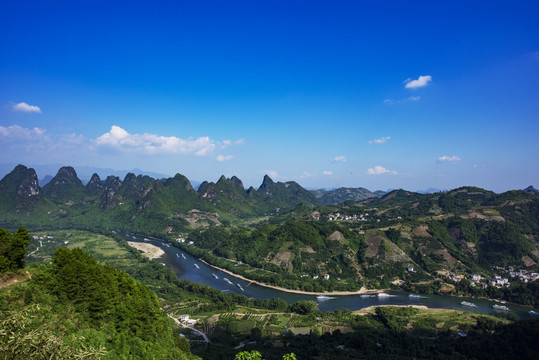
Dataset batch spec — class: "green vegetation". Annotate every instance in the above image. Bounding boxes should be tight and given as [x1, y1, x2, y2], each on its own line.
[190, 304, 538, 360]
[0, 245, 197, 359]
[1, 164, 539, 358]
[0, 226, 30, 273]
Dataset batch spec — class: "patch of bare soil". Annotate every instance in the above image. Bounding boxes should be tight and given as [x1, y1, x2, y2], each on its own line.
[400, 232, 412, 240]
[460, 211, 504, 222]
[438, 283, 455, 293]
[412, 226, 431, 238]
[522, 255, 536, 267]
[434, 248, 457, 263]
[328, 231, 344, 241]
[0, 273, 29, 289]
[182, 209, 222, 228]
[365, 235, 383, 258]
[299, 246, 316, 254]
[384, 240, 413, 262]
[271, 251, 292, 267]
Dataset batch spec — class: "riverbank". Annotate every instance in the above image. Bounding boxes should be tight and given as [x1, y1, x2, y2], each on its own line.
[353, 304, 430, 315]
[127, 241, 164, 259]
[198, 258, 388, 296]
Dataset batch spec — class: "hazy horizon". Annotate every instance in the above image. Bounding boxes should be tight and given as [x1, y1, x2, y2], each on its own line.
[1, 2, 538, 193]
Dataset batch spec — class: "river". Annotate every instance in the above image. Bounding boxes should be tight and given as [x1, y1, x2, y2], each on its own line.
[124, 234, 538, 319]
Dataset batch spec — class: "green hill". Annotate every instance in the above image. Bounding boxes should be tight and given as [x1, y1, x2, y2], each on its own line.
[0, 245, 197, 359]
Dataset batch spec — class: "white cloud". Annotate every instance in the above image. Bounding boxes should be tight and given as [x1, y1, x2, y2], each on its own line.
[0, 124, 46, 140]
[367, 165, 398, 175]
[322, 171, 332, 175]
[437, 155, 462, 164]
[0, 124, 93, 164]
[95, 125, 216, 156]
[12, 102, 41, 113]
[383, 96, 421, 104]
[404, 75, 432, 89]
[221, 138, 245, 149]
[264, 170, 279, 179]
[333, 155, 347, 162]
[216, 154, 233, 162]
[300, 172, 312, 178]
[368, 136, 390, 144]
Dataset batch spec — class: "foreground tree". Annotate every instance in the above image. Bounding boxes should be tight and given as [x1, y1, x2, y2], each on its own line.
[0, 226, 30, 273]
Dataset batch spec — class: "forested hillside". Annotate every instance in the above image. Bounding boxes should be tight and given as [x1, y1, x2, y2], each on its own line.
[1, 164, 538, 304]
[0, 240, 198, 359]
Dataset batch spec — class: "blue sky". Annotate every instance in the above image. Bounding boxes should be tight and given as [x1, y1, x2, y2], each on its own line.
[1, 1, 538, 192]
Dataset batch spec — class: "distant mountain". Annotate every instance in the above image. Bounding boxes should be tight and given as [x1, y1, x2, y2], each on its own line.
[39, 175, 53, 187]
[189, 183, 539, 294]
[0, 163, 171, 184]
[524, 185, 539, 196]
[0, 165, 320, 233]
[311, 187, 383, 205]
[1, 163, 538, 298]
[42, 166, 85, 202]
[0, 164, 41, 215]
[416, 187, 446, 194]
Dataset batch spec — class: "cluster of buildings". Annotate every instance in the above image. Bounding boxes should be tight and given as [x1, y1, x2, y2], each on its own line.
[301, 274, 330, 280]
[31, 234, 59, 248]
[495, 266, 539, 283]
[488, 276, 510, 287]
[32, 235, 54, 240]
[326, 211, 401, 223]
[179, 314, 197, 326]
[448, 267, 538, 289]
[327, 212, 363, 222]
[176, 237, 194, 245]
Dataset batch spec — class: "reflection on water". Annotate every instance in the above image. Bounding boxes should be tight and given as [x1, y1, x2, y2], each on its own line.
[125, 234, 537, 319]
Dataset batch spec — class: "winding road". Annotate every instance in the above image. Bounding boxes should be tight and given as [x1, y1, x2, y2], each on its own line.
[168, 314, 210, 343]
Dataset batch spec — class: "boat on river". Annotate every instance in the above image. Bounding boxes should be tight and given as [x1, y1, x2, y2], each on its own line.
[317, 295, 330, 300]
[529, 310, 538, 315]
[176, 254, 179, 258]
[181, 253, 186, 259]
[224, 278, 233, 285]
[144, 238, 149, 241]
[461, 301, 477, 307]
[212, 273, 219, 279]
[378, 293, 390, 298]
[237, 283, 244, 291]
[493, 304, 510, 311]
[194, 263, 200, 269]
[408, 294, 420, 299]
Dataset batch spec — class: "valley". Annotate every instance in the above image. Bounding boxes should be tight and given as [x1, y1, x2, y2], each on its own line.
[1, 164, 538, 359]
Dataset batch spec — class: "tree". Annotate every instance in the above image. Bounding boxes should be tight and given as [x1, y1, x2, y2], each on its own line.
[289, 300, 318, 315]
[235, 350, 262, 360]
[0, 226, 31, 273]
[234, 351, 296, 360]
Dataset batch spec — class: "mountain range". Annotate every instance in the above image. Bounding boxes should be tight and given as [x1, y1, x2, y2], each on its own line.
[1, 164, 538, 297]
[0, 164, 322, 234]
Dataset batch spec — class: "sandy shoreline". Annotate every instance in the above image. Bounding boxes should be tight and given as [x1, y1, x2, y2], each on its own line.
[198, 259, 387, 296]
[128, 241, 164, 259]
[353, 305, 430, 314]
